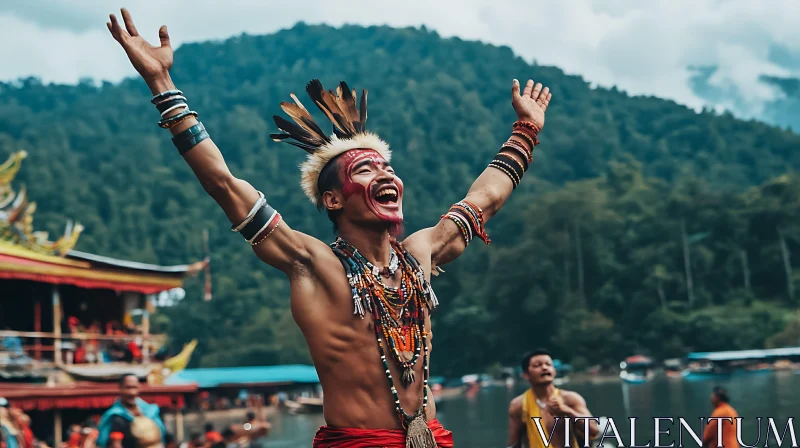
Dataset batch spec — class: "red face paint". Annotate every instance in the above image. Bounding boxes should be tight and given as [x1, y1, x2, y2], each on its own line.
[336, 149, 403, 226]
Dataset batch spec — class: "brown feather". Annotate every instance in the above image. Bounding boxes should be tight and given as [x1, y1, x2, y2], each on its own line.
[336, 81, 361, 132]
[306, 82, 345, 135]
[269, 133, 317, 153]
[306, 80, 355, 137]
[279, 102, 329, 145]
[272, 115, 321, 148]
[359, 89, 368, 130]
[320, 88, 355, 135]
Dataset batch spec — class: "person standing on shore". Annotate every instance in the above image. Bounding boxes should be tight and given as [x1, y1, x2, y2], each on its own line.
[703, 387, 739, 448]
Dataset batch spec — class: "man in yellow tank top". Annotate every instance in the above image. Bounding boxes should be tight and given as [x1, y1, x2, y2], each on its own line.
[507, 349, 599, 448]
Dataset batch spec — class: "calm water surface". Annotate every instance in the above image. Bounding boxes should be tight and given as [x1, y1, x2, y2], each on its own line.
[260, 371, 800, 447]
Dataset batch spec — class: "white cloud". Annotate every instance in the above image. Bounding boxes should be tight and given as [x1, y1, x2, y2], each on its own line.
[1, 0, 799, 117]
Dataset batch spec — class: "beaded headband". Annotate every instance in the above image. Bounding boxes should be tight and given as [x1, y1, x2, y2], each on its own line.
[270, 79, 391, 207]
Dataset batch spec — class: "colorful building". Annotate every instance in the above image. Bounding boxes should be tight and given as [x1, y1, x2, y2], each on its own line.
[0, 151, 203, 444]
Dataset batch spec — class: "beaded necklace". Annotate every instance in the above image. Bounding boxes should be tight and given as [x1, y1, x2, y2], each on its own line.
[330, 237, 439, 429]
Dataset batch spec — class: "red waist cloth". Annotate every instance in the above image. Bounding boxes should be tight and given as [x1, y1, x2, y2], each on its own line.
[313, 419, 454, 447]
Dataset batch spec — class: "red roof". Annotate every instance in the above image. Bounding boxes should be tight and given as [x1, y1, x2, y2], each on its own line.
[0, 382, 197, 412]
[625, 355, 653, 364]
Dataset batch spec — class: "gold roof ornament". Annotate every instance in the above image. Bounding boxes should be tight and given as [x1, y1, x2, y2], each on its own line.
[0, 151, 84, 256]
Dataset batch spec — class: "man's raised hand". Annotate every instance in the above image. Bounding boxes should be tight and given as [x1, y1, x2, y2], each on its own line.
[107, 8, 173, 88]
[511, 79, 553, 131]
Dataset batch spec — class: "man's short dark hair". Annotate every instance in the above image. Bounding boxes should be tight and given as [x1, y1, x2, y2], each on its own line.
[204, 423, 214, 432]
[246, 411, 256, 421]
[119, 374, 138, 386]
[520, 349, 552, 372]
[317, 153, 346, 233]
[713, 386, 730, 403]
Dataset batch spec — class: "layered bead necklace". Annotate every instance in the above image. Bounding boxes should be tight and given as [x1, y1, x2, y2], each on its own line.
[330, 237, 439, 433]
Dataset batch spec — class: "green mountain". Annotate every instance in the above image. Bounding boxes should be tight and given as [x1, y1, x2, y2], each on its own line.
[2, 23, 800, 375]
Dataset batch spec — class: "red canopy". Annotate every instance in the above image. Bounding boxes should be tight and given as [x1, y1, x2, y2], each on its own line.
[0, 252, 184, 294]
[0, 382, 197, 412]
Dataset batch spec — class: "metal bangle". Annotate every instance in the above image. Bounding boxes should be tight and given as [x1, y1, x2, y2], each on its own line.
[231, 192, 266, 233]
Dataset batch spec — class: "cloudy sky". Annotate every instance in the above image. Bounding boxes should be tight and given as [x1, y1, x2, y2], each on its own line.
[1, 0, 799, 120]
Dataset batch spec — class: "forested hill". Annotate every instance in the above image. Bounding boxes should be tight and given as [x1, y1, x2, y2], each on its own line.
[2, 23, 800, 375]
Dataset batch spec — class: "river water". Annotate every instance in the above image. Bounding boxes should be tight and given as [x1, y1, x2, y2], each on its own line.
[260, 371, 800, 447]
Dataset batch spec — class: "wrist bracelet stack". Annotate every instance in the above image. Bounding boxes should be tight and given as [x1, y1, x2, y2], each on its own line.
[152, 89, 208, 156]
[488, 120, 540, 189]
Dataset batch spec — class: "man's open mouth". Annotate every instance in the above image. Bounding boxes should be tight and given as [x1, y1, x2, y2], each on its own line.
[373, 185, 399, 204]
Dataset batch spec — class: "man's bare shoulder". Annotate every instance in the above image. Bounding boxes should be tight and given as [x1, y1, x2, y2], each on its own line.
[290, 232, 340, 274]
[509, 393, 525, 417]
[402, 228, 434, 255]
[560, 389, 587, 407]
[401, 228, 434, 276]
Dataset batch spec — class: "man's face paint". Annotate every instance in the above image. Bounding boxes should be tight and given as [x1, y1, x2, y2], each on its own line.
[338, 149, 404, 226]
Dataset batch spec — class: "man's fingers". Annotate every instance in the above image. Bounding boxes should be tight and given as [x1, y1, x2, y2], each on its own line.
[523, 79, 534, 97]
[511, 79, 521, 98]
[538, 86, 550, 101]
[108, 14, 130, 41]
[542, 93, 553, 111]
[158, 25, 171, 48]
[531, 82, 543, 99]
[120, 8, 139, 37]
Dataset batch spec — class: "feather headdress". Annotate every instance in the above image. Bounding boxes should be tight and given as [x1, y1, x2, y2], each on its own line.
[270, 79, 391, 207]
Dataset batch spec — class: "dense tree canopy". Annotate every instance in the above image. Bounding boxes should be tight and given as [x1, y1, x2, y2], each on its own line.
[2, 24, 800, 376]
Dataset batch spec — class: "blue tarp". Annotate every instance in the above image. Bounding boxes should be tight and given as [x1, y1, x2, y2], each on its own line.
[687, 347, 800, 362]
[165, 364, 319, 388]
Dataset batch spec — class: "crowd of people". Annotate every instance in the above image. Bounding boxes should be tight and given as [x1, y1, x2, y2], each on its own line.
[0, 375, 271, 448]
[0, 398, 36, 448]
[61, 315, 160, 365]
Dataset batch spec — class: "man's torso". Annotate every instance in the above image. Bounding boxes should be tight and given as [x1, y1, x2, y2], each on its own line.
[289, 235, 437, 429]
[520, 389, 576, 448]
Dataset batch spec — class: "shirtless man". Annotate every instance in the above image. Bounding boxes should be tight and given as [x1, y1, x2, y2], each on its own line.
[106, 7, 552, 446]
[507, 350, 599, 448]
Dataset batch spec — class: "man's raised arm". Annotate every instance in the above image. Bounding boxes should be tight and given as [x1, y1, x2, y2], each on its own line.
[107, 8, 311, 274]
[405, 79, 552, 268]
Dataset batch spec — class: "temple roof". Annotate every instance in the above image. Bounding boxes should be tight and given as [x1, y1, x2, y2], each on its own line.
[67, 250, 199, 274]
[0, 151, 205, 293]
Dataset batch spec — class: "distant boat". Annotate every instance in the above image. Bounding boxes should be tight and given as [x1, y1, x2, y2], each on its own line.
[620, 370, 652, 384]
[285, 396, 323, 414]
[619, 355, 654, 384]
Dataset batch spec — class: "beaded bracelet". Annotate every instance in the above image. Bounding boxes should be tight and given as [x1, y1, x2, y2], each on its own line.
[513, 120, 541, 134]
[251, 214, 283, 247]
[442, 201, 490, 245]
[512, 126, 540, 147]
[501, 144, 532, 170]
[502, 139, 533, 165]
[512, 130, 537, 149]
[488, 161, 519, 188]
[489, 153, 525, 188]
[246, 208, 280, 245]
